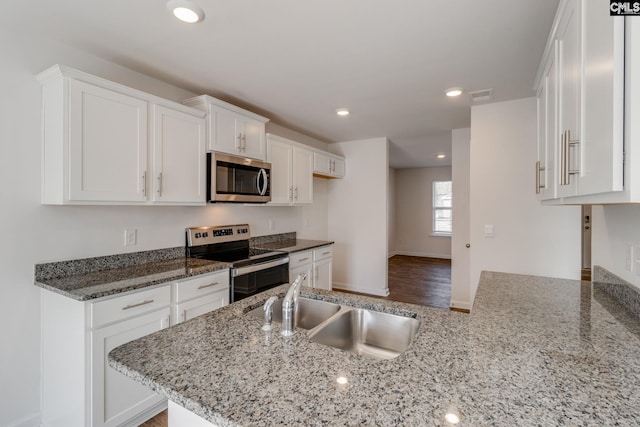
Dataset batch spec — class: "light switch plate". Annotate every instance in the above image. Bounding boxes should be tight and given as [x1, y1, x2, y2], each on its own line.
[484, 224, 495, 238]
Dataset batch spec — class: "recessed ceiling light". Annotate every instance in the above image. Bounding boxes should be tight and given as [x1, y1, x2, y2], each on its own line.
[336, 108, 350, 117]
[167, 0, 205, 23]
[445, 87, 463, 97]
[437, 154, 446, 159]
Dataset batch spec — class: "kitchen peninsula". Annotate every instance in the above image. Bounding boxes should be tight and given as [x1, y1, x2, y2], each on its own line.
[109, 270, 640, 426]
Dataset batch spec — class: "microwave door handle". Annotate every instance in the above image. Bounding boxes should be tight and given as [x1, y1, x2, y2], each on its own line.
[258, 169, 268, 196]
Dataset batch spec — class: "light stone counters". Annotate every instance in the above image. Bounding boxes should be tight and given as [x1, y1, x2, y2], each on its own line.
[108, 271, 640, 426]
[253, 239, 334, 253]
[35, 255, 230, 301]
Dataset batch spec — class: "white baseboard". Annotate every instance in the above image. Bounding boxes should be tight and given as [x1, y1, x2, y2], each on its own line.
[332, 282, 390, 297]
[393, 251, 451, 259]
[387, 250, 398, 258]
[449, 299, 472, 311]
[6, 413, 40, 427]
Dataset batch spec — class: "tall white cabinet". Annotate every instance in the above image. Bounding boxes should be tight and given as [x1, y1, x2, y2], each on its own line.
[37, 65, 206, 205]
[534, 0, 626, 203]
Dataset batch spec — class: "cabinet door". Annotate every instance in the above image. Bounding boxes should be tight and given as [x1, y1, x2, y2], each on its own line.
[290, 263, 313, 288]
[293, 146, 313, 204]
[556, 0, 581, 198]
[174, 288, 229, 324]
[210, 105, 241, 155]
[313, 152, 331, 175]
[91, 308, 170, 427]
[68, 79, 147, 202]
[579, 1, 624, 196]
[537, 42, 559, 201]
[331, 157, 346, 177]
[313, 258, 332, 290]
[152, 105, 206, 204]
[267, 138, 293, 204]
[242, 118, 266, 161]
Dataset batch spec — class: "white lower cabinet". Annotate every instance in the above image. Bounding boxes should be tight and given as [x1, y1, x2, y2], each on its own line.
[92, 309, 170, 427]
[312, 246, 333, 291]
[172, 271, 230, 325]
[288, 245, 333, 290]
[41, 270, 230, 427]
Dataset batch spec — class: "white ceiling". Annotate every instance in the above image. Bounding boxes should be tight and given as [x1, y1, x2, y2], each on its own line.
[6, 0, 559, 168]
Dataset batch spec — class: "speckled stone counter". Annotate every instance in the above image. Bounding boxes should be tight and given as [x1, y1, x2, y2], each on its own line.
[35, 251, 230, 301]
[254, 239, 333, 253]
[108, 271, 640, 426]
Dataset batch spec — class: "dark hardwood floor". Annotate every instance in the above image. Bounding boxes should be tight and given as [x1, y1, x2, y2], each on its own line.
[140, 255, 452, 426]
[337, 255, 452, 309]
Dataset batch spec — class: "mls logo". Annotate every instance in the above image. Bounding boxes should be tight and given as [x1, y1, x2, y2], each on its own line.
[610, 1, 640, 15]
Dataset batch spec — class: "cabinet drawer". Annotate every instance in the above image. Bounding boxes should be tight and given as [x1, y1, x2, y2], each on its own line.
[91, 285, 171, 328]
[289, 250, 312, 266]
[173, 288, 229, 324]
[174, 271, 229, 303]
[313, 245, 333, 261]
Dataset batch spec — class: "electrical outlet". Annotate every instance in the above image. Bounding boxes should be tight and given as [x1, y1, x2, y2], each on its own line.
[124, 228, 137, 246]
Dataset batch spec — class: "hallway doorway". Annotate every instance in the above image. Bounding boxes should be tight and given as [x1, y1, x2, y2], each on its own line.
[387, 255, 451, 309]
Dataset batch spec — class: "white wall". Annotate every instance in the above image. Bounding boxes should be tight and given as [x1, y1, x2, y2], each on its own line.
[0, 31, 329, 426]
[450, 128, 471, 310]
[328, 138, 389, 296]
[592, 204, 640, 288]
[388, 168, 397, 257]
[394, 167, 452, 259]
[468, 98, 581, 308]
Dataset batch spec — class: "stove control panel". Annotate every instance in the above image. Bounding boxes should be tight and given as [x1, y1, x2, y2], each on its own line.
[186, 224, 251, 247]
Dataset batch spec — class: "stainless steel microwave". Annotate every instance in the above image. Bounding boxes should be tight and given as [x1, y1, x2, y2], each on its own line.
[207, 153, 271, 203]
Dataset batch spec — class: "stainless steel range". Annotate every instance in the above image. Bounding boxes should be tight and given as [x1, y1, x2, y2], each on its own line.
[186, 224, 289, 303]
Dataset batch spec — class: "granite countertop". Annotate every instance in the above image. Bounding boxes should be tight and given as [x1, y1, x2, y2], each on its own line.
[108, 271, 640, 426]
[35, 257, 230, 301]
[254, 239, 333, 253]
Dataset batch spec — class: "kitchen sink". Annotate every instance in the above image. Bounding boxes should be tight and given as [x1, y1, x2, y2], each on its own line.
[309, 308, 420, 360]
[247, 296, 341, 330]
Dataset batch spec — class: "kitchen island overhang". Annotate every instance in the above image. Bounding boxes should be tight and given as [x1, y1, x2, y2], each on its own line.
[109, 271, 640, 426]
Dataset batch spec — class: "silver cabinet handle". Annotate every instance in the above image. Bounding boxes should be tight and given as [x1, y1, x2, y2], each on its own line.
[322, 251, 331, 256]
[122, 299, 154, 310]
[561, 129, 580, 186]
[157, 172, 163, 196]
[197, 282, 219, 290]
[242, 134, 247, 151]
[237, 133, 243, 150]
[299, 257, 310, 262]
[294, 187, 298, 200]
[141, 171, 147, 196]
[567, 130, 580, 178]
[535, 161, 545, 194]
[181, 309, 186, 322]
[289, 187, 293, 201]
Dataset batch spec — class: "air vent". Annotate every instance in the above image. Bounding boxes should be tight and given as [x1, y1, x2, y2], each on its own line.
[469, 88, 493, 104]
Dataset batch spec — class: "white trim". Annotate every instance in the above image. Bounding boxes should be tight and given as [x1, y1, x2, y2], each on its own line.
[387, 250, 398, 258]
[6, 413, 40, 427]
[332, 282, 390, 297]
[449, 299, 472, 311]
[429, 233, 451, 238]
[394, 251, 452, 260]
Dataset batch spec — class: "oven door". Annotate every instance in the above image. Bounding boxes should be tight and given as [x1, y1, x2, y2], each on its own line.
[232, 257, 289, 302]
[208, 153, 271, 203]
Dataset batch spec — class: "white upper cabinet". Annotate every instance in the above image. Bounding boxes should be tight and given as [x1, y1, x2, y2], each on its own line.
[535, 0, 627, 203]
[181, 95, 269, 161]
[313, 151, 345, 178]
[266, 134, 313, 205]
[151, 105, 206, 204]
[37, 65, 207, 205]
[536, 41, 558, 201]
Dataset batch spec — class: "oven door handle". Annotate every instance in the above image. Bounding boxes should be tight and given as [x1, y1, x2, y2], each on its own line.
[233, 257, 289, 277]
[257, 168, 268, 196]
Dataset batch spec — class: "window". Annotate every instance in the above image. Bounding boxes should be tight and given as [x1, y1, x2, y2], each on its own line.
[433, 181, 452, 235]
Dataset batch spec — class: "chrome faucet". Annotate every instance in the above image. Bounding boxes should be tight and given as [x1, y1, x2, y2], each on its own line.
[261, 296, 278, 331]
[281, 273, 306, 337]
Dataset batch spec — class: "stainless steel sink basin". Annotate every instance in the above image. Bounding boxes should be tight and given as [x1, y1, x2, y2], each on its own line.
[247, 297, 341, 330]
[309, 308, 420, 360]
